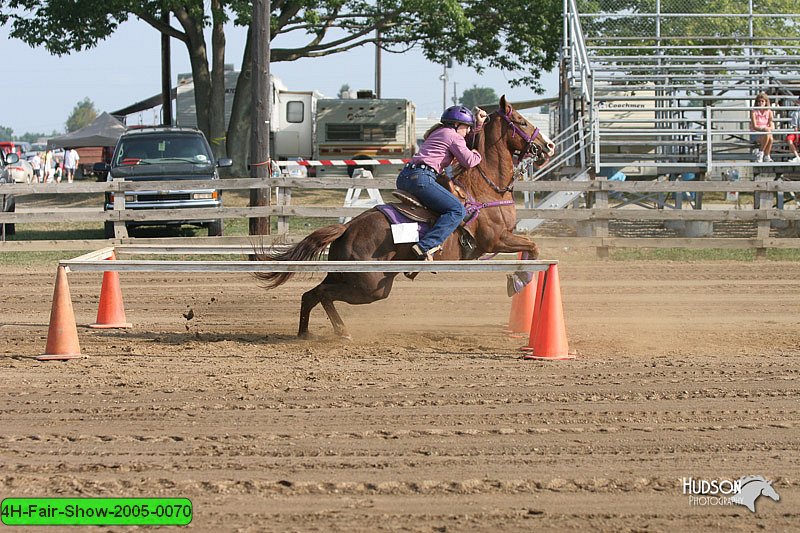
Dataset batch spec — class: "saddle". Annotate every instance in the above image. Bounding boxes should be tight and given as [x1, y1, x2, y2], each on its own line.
[387, 189, 479, 260]
[390, 190, 437, 223]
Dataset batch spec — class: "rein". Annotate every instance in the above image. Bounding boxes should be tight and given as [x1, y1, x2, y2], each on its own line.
[452, 175, 514, 225]
[470, 107, 534, 195]
[501, 105, 541, 160]
[476, 165, 515, 194]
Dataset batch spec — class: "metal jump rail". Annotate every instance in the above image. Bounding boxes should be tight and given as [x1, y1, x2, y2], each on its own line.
[60, 245, 556, 274]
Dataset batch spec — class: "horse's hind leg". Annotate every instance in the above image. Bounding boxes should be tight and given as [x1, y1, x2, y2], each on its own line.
[298, 273, 395, 339]
[299, 282, 351, 339]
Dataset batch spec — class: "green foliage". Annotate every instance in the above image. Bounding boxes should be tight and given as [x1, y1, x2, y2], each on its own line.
[65, 97, 98, 132]
[0, 125, 54, 142]
[1, 1, 562, 90]
[1, 0, 563, 159]
[17, 131, 55, 143]
[460, 85, 499, 108]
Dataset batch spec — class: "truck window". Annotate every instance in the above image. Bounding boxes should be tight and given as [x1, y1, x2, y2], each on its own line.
[114, 135, 210, 165]
[286, 101, 304, 123]
[326, 124, 397, 142]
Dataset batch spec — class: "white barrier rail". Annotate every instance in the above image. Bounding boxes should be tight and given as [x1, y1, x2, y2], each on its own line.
[61, 256, 556, 274]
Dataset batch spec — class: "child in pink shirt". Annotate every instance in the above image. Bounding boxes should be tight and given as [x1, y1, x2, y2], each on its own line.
[750, 92, 774, 163]
[396, 105, 487, 260]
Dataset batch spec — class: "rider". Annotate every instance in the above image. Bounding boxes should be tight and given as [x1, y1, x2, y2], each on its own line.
[397, 105, 488, 261]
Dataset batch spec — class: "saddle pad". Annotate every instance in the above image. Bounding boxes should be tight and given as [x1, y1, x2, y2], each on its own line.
[376, 204, 432, 232]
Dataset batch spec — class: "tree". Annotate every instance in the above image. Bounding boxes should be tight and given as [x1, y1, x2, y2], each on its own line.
[337, 84, 351, 98]
[1, 0, 563, 173]
[17, 131, 57, 143]
[460, 86, 499, 109]
[0, 125, 13, 140]
[65, 97, 98, 132]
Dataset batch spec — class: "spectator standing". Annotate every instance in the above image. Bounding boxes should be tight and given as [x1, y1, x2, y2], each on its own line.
[750, 92, 774, 163]
[43, 149, 54, 183]
[786, 96, 800, 163]
[63, 148, 80, 183]
[30, 152, 42, 183]
[53, 153, 62, 183]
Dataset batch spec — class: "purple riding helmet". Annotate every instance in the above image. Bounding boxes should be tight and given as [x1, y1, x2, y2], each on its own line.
[441, 105, 475, 127]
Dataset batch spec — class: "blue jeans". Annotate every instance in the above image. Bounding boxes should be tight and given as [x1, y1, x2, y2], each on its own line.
[396, 167, 465, 252]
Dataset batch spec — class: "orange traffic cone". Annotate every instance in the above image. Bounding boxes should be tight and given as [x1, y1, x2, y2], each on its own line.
[89, 252, 131, 329]
[519, 270, 546, 351]
[36, 266, 82, 361]
[523, 264, 573, 360]
[505, 273, 538, 337]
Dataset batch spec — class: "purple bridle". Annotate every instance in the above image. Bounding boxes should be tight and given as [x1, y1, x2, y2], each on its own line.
[501, 105, 541, 159]
[449, 105, 540, 222]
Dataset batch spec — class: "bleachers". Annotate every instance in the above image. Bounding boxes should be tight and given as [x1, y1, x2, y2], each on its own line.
[548, 0, 800, 181]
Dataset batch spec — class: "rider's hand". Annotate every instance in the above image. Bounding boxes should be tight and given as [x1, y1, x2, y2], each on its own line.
[473, 107, 488, 128]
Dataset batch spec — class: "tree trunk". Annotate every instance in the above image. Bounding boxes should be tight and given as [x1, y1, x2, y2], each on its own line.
[175, 9, 212, 138]
[227, 26, 253, 177]
[209, 0, 227, 159]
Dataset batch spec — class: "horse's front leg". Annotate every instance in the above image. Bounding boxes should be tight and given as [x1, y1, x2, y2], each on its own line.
[491, 231, 541, 295]
[491, 231, 540, 259]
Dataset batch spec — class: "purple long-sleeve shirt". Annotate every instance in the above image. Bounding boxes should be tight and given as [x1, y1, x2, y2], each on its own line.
[410, 126, 482, 174]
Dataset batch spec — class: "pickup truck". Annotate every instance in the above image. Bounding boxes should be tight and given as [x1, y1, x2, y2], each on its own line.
[96, 126, 230, 238]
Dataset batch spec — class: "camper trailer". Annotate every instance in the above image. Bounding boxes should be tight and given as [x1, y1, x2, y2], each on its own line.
[315, 94, 416, 176]
[175, 68, 320, 161]
[175, 72, 415, 177]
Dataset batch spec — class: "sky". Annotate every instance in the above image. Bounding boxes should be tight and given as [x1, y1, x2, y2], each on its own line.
[0, 17, 558, 137]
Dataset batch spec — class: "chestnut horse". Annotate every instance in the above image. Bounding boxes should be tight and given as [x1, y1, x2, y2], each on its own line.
[256, 96, 555, 338]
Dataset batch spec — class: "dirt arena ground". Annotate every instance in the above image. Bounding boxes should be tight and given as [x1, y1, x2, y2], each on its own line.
[1, 252, 798, 531]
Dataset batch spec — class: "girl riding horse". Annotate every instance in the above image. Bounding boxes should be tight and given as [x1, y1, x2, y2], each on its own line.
[255, 96, 555, 339]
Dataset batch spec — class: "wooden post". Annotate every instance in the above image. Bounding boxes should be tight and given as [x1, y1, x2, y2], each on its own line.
[249, 0, 271, 236]
[112, 178, 129, 239]
[276, 184, 292, 235]
[754, 173, 773, 259]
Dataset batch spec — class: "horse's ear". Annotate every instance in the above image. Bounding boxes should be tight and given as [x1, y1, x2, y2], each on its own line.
[500, 95, 509, 113]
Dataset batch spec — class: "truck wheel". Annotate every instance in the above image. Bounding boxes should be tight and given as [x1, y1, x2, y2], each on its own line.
[104, 221, 115, 239]
[207, 219, 224, 237]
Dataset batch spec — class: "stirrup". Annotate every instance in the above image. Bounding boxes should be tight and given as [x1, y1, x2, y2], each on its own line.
[411, 244, 441, 261]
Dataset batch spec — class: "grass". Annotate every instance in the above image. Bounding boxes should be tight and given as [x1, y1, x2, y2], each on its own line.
[609, 248, 800, 261]
[0, 251, 80, 267]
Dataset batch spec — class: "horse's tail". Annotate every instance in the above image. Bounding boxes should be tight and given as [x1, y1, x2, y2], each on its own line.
[253, 224, 348, 289]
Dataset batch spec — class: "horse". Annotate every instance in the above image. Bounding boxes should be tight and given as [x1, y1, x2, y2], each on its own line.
[255, 96, 556, 339]
[731, 476, 780, 512]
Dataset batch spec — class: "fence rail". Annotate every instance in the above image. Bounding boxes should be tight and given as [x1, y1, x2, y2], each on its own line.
[2, 176, 798, 255]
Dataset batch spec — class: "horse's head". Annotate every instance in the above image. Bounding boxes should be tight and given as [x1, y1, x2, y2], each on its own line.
[486, 95, 555, 167]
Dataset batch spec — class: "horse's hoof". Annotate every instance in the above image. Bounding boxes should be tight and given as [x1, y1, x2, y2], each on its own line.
[337, 332, 353, 341]
[298, 331, 312, 340]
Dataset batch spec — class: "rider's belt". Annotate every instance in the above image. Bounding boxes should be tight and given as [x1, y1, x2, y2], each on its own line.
[404, 162, 437, 173]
